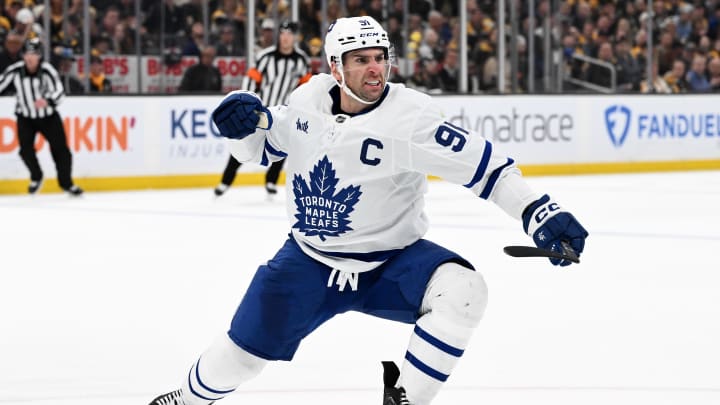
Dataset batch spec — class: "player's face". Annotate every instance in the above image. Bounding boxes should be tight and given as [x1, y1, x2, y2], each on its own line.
[340, 48, 388, 103]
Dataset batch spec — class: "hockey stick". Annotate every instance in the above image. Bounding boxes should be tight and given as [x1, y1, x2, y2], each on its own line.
[503, 241, 580, 263]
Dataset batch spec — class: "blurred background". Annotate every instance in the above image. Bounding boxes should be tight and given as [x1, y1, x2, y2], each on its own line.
[2, 0, 718, 95]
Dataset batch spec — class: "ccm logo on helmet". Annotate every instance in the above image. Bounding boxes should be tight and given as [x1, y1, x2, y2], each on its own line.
[360, 33, 379, 37]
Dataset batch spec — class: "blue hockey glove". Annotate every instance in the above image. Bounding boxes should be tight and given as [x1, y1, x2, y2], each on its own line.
[522, 194, 588, 266]
[211, 90, 273, 140]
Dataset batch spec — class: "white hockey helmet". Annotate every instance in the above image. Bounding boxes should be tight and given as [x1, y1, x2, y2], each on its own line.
[324, 16, 391, 68]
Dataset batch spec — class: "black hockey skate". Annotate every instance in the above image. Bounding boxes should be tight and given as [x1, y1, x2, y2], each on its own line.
[148, 389, 212, 405]
[382, 361, 410, 405]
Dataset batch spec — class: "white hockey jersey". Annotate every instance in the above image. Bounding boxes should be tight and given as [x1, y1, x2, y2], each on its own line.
[229, 74, 540, 272]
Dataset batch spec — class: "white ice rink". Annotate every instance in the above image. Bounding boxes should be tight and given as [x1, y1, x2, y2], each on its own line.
[1, 171, 720, 405]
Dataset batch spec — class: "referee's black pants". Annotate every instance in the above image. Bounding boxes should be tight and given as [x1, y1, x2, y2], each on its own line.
[220, 156, 285, 187]
[265, 159, 284, 186]
[17, 112, 74, 189]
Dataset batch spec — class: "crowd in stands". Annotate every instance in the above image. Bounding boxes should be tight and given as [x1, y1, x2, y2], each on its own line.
[0, 0, 719, 94]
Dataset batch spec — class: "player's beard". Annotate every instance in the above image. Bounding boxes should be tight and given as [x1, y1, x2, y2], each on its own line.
[345, 68, 387, 103]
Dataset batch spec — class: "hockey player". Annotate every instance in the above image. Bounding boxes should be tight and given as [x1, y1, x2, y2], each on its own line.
[149, 16, 588, 405]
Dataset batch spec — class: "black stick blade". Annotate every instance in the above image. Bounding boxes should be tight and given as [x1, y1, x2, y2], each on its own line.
[503, 243, 580, 264]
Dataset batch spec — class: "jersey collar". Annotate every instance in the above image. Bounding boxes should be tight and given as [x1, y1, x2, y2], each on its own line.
[329, 85, 389, 117]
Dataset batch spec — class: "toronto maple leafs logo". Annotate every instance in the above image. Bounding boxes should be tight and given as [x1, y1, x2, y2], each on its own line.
[292, 156, 362, 241]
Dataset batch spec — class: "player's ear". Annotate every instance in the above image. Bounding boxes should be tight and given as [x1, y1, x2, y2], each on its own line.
[330, 62, 342, 81]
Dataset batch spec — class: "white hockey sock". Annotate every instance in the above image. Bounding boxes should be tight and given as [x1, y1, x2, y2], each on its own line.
[400, 313, 475, 404]
[399, 263, 488, 405]
[181, 334, 267, 405]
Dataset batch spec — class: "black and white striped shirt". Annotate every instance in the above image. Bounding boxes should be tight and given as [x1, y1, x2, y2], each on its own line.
[0, 60, 65, 119]
[242, 45, 312, 106]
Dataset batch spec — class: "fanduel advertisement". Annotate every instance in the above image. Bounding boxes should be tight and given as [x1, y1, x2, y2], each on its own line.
[592, 96, 720, 161]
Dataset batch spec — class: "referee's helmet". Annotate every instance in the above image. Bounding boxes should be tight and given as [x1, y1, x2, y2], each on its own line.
[22, 37, 43, 55]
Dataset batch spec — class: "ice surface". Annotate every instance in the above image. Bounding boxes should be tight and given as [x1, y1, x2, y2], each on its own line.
[1, 171, 719, 404]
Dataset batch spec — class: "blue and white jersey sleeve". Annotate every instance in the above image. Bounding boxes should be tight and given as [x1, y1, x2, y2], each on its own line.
[406, 98, 540, 219]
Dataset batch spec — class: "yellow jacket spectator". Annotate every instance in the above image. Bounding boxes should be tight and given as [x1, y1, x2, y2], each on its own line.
[88, 55, 112, 93]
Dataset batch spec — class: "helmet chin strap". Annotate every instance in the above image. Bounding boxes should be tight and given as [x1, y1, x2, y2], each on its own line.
[337, 69, 379, 105]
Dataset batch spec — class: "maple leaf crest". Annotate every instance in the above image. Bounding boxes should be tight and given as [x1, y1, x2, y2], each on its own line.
[292, 156, 362, 241]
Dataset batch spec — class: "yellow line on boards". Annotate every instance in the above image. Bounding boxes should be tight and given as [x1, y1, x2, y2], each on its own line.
[1, 160, 720, 194]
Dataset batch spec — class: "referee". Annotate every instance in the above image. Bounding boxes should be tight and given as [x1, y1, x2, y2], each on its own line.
[0, 38, 83, 195]
[214, 20, 312, 198]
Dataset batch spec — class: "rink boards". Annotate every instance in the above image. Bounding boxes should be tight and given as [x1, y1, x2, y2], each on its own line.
[1, 94, 719, 194]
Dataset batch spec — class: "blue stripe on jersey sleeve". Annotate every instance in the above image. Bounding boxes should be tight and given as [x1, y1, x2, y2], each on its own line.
[479, 158, 515, 199]
[463, 140, 492, 188]
[264, 139, 287, 158]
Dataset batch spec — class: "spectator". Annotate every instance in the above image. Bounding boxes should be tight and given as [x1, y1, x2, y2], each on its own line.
[0, 29, 23, 73]
[427, 9, 452, 46]
[213, 0, 247, 41]
[707, 57, 720, 91]
[710, 39, 720, 60]
[417, 28, 444, 62]
[54, 48, 84, 95]
[92, 34, 112, 56]
[656, 30, 679, 74]
[215, 23, 242, 57]
[562, 33, 584, 81]
[110, 21, 135, 54]
[4, 0, 23, 25]
[256, 18, 275, 53]
[181, 0, 205, 27]
[679, 41, 697, 69]
[178, 45, 222, 93]
[698, 35, 712, 56]
[571, 1, 592, 31]
[345, 0, 366, 17]
[640, 60, 673, 93]
[579, 20, 597, 56]
[675, 4, 694, 43]
[366, 0, 385, 24]
[386, 15, 405, 57]
[109, 0, 135, 21]
[409, 57, 443, 94]
[663, 59, 688, 93]
[614, 39, 643, 91]
[13, 7, 42, 40]
[438, 45, 459, 92]
[686, 54, 711, 92]
[687, 18, 708, 47]
[143, 0, 186, 36]
[305, 36, 323, 58]
[56, 14, 83, 55]
[586, 42, 615, 89]
[298, 0, 322, 40]
[613, 18, 633, 44]
[89, 55, 112, 93]
[99, 5, 121, 39]
[182, 21, 205, 57]
[0, 7, 11, 35]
